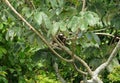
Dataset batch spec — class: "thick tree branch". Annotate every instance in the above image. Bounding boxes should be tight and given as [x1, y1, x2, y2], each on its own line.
[4, 0, 73, 63]
[94, 40, 120, 76]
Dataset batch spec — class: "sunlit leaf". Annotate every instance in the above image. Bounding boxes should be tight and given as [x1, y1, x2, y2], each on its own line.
[20, 59, 25, 63]
[67, 16, 80, 32]
[0, 71, 7, 77]
[59, 21, 66, 31]
[108, 66, 120, 82]
[34, 12, 43, 25]
[49, 0, 58, 8]
[22, 7, 32, 18]
[79, 17, 88, 31]
[42, 12, 53, 29]
[5, 29, 14, 41]
[52, 22, 59, 36]
[56, 8, 63, 15]
[0, 23, 3, 29]
[57, 0, 64, 7]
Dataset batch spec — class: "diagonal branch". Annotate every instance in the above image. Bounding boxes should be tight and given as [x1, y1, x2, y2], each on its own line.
[94, 40, 120, 77]
[4, 0, 73, 63]
[73, 62, 87, 75]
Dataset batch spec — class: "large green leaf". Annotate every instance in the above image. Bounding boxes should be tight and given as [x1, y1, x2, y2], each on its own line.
[85, 11, 100, 26]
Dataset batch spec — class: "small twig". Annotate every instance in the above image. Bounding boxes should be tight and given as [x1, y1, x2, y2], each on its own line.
[95, 33, 120, 39]
[82, 0, 86, 11]
[73, 63, 87, 75]
[30, 0, 36, 9]
[93, 28, 107, 32]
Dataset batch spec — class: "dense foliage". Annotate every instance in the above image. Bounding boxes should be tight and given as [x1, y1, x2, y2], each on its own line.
[0, 0, 120, 83]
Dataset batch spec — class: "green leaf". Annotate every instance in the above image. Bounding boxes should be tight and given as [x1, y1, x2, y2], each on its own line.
[0, 51, 3, 59]
[28, 33, 36, 44]
[57, 0, 64, 7]
[0, 71, 7, 77]
[0, 23, 3, 29]
[0, 76, 8, 83]
[59, 21, 66, 31]
[9, 68, 15, 73]
[36, 36, 44, 47]
[20, 59, 25, 63]
[85, 12, 99, 26]
[79, 17, 88, 31]
[79, 11, 100, 31]
[56, 8, 63, 15]
[5, 29, 14, 41]
[49, 0, 58, 9]
[108, 66, 120, 82]
[85, 32, 100, 44]
[22, 7, 32, 18]
[34, 12, 43, 25]
[42, 12, 53, 29]
[85, 32, 93, 41]
[92, 33, 101, 45]
[67, 16, 80, 32]
[52, 22, 59, 36]
[111, 14, 120, 29]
